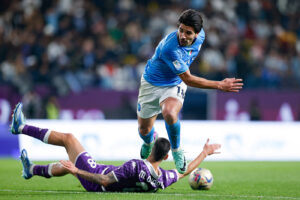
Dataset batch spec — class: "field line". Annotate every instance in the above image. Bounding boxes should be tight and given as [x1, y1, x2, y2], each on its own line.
[1, 189, 300, 199]
[0, 189, 87, 194]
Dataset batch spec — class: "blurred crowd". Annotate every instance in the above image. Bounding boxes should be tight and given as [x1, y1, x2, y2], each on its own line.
[0, 0, 300, 97]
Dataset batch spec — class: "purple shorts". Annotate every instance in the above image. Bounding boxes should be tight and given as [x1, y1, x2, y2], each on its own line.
[74, 151, 117, 192]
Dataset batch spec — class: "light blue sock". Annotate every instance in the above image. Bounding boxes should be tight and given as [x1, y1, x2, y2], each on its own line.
[139, 127, 154, 144]
[165, 120, 180, 149]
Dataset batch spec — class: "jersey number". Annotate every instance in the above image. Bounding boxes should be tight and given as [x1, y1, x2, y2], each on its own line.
[87, 158, 97, 168]
[177, 86, 185, 98]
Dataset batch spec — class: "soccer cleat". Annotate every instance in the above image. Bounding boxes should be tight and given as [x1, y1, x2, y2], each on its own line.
[10, 102, 26, 135]
[172, 148, 187, 174]
[140, 132, 158, 159]
[20, 149, 33, 179]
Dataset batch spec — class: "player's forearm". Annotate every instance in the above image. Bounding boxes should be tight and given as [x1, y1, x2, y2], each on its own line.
[179, 151, 207, 178]
[179, 72, 220, 89]
[185, 75, 220, 89]
[76, 169, 114, 187]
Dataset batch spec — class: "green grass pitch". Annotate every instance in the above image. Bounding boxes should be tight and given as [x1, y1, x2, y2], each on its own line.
[0, 159, 300, 200]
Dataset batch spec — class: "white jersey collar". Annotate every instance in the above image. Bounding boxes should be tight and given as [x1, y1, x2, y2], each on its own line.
[143, 159, 161, 179]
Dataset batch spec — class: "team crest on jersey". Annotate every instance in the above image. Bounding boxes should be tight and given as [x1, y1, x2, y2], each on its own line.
[172, 60, 181, 70]
[189, 50, 192, 55]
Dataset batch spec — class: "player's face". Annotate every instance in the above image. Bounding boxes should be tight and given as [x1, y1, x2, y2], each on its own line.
[178, 23, 198, 46]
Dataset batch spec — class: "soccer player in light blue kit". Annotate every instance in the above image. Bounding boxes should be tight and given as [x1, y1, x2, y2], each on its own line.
[10, 102, 220, 192]
[137, 9, 243, 174]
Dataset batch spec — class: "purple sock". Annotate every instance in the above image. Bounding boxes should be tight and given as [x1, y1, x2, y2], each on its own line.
[33, 165, 52, 178]
[22, 125, 49, 142]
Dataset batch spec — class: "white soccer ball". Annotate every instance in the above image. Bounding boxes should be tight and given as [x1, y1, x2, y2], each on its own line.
[188, 168, 214, 190]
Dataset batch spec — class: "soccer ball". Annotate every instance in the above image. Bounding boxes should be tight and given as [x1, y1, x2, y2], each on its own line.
[188, 168, 213, 190]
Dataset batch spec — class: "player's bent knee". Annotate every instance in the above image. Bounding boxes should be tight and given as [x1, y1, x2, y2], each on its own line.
[63, 133, 78, 145]
[162, 110, 177, 124]
[139, 127, 152, 135]
[62, 133, 85, 162]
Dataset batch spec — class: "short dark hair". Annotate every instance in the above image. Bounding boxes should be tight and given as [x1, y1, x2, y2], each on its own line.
[178, 9, 203, 33]
[152, 137, 171, 161]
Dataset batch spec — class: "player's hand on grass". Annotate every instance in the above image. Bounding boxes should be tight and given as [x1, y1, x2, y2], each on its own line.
[202, 138, 221, 157]
[60, 160, 79, 175]
[218, 78, 243, 92]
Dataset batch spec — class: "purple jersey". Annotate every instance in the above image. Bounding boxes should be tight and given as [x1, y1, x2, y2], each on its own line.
[75, 152, 179, 192]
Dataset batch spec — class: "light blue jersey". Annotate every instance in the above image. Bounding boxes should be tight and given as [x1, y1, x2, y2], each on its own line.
[143, 29, 205, 86]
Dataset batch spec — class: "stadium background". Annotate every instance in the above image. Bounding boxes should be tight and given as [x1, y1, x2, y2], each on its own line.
[0, 0, 300, 160]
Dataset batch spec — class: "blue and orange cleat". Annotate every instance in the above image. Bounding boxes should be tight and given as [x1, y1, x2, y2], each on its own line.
[10, 102, 26, 135]
[20, 149, 33, 179]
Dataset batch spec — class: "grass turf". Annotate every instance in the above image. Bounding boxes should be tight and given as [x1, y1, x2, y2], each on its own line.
[0, 159, 300, 200]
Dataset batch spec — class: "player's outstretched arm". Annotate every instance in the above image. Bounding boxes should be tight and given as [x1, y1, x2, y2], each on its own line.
[177, 139, 221, 179]
[179, 70, 243, 92]
[60, 160, 116, 187]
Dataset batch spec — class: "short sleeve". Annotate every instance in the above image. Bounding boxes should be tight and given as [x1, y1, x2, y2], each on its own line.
[162, 48, 189, 75]
[160, 169, 179, 188]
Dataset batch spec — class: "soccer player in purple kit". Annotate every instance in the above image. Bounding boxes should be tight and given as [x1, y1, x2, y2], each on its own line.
[137, 9, 243, 174]
[11, 102, 221, 192]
